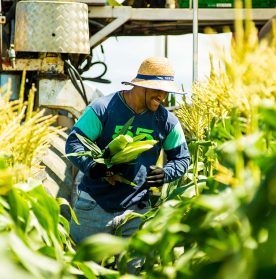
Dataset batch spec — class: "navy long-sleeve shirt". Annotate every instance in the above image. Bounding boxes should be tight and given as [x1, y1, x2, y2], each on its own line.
[65, 91, 190, 211]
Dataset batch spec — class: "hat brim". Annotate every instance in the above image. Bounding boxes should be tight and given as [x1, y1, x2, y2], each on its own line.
[122, 79, 186, 95]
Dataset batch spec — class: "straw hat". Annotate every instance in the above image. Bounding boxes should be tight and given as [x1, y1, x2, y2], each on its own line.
[122, 57, 185, 95]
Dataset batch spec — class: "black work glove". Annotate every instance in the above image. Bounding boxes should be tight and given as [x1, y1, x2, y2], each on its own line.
[146, 165, 165, 187]
[89, 163, 114, 179]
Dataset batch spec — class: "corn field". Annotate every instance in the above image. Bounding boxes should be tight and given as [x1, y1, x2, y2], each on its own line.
[0, 13, 276, 279]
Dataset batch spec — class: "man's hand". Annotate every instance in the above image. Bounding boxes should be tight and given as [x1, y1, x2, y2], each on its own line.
[146, 165, 165, 187]
[104, 174, 125, 186]
[89, 163, 114, 179]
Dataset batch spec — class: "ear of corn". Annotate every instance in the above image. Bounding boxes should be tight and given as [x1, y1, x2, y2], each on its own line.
[108, 134, 133, 155]
[110, 140, 157, 164]
[69, 134, 157, 165]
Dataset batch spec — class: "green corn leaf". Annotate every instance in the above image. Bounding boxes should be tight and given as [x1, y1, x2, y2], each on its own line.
[7, 189, 30, 232]
[28, 212, 52, 246]
[259, 105, 276, 129]
[8, 232, 62, 277]
[74, 262, 98, 279]
[89, 146, 103, 157]
[133, 133, 148, 142]
[0, 236, 37, 279]
[57, 215, 71, 242]
[37, 246, 56, 259]
[107, 0, 122, 6]
[118, 176, 137, 187]
[93, 158, 107, 164]
[27, 185, 60, 241]
[93, 158, 113, 168]
[76, 133, 102, 156]
[74, 233, 128, 262]
[56, 197, 79, 225]
[76, 261, 118, 278]
[66, 151, 95, 158]
[118, 116, 135, 136]
[76, 133, 95, 148]
[115, 211, 145, 236]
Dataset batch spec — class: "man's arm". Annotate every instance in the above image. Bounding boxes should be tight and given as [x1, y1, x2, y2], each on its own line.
[65, 128, 95, 174]
[163, 121, 191, 183]
[163, 143, 191, 183]
[65, 106, 105, 177]
[146, 121, 191, 187]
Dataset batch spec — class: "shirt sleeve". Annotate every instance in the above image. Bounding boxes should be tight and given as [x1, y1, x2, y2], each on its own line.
[65, 106, 103, 174]
[74, 106, 102, 141]
[163, 122, 191, 183]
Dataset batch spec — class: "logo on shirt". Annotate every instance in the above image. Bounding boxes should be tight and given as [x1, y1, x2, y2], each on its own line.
[112, 125, 154, 140]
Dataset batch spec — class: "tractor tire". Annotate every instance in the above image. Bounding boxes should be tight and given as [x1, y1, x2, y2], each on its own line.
[40, 131, 78, 220]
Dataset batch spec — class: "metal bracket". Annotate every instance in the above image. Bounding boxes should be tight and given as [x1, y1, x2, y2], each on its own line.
[89, 7, 131, 48]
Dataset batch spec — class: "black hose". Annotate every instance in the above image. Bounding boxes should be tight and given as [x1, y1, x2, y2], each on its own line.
[81, 76, 111, 84]
[64, 56, 111, 105]
[64, 59, 89, 106]
[79, 57, 107, 78]
[4, 0, 16, 24]
[89, 61, 108, 78]
[78, 55, 93, 75]
[80, 58, 111, 84]
[10, 19, 15, 45]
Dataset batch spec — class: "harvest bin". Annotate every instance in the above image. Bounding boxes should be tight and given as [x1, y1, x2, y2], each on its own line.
[179, 0, 274, 8]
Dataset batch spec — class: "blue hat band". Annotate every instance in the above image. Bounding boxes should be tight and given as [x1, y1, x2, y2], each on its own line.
[136, 74, 174, 81]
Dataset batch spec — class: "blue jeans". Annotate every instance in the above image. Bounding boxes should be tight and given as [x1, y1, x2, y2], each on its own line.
[70, 192, 150, 244]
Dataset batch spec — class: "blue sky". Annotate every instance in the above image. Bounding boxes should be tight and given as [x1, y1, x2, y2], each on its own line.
[85, 32, 232, 102]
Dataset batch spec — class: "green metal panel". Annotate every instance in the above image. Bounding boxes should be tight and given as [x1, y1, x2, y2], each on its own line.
[178, 0, 274, 8]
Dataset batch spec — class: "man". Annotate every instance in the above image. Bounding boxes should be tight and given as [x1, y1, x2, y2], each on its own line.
[65, 56, 191, 244]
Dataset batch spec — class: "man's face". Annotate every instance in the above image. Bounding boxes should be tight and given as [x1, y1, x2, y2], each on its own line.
[145, 88, 168, 112]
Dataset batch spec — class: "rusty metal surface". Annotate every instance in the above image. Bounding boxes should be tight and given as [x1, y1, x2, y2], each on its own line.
[2, 57, 64, 72]
[14, 1, 90, 54]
